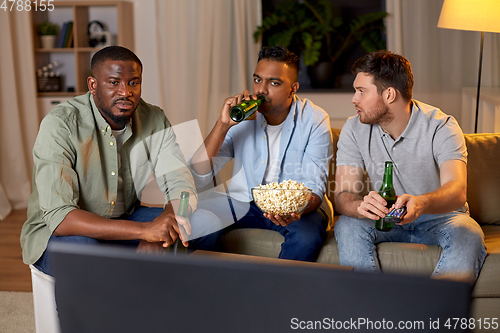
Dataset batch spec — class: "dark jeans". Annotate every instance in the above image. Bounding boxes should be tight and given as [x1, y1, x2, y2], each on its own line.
[34, 206, 223, 276]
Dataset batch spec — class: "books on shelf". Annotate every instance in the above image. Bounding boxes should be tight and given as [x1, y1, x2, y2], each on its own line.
[56, 21, 73, 48]
[66, 22, 74, 48]
[63, 21, 73, 48]
[57, 22, 68, 48]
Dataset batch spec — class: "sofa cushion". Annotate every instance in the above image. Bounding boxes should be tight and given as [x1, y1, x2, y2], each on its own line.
[377, 242, 441, 276]
[303, 231, 442, 276]
[464, 133, 500, 225]
[473, 225, 500, 297]
[326, 129, 341, 202]
[223, 229, 283, 258]
[316, 230, 340, 264]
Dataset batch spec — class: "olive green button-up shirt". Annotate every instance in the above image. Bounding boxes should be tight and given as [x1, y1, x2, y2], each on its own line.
[21, 92, 197, 265]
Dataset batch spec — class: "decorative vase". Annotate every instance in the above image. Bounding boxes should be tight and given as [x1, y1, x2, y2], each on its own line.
[40, 35, 56, 49]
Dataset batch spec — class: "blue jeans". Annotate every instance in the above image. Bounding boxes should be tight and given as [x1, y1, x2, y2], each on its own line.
[196, 194, 328, 262]
[334, 212, 487, 282]
[34, 206, 223, 276]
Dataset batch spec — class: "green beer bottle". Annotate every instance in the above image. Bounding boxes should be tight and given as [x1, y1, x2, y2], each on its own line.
[229, 96, 264, 122]
[375, 161, 396, 232]
[172, 191, 190, 254]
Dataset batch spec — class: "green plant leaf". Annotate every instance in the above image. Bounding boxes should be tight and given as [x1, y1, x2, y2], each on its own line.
[302, 32, 321, 66]
[269, 27, 298, 48]
[37, 21, 58, 36]
[255, 0, 387, 67]
[349, 12, 387, 34]
[359, 28, 387, 53]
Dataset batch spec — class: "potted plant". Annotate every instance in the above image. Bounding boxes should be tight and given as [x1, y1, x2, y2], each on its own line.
[254, 0, 387, 88]
[37, 21, 59, 49]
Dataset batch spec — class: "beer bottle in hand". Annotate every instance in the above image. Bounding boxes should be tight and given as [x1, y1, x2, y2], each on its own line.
[229, 96, 264, 122]
[375, 161, 396, 232]
[173, 191, 190, 254]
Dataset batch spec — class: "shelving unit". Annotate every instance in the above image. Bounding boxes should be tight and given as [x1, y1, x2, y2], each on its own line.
[31, 1, 134, 99]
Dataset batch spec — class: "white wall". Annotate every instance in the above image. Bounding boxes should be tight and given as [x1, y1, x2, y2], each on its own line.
[299, 92, 354, 130]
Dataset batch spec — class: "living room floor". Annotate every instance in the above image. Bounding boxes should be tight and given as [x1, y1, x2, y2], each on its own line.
[0, 209, 32, 292]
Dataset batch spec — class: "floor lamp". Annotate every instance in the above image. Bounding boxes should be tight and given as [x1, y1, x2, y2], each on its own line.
[437, 0, 500, 133]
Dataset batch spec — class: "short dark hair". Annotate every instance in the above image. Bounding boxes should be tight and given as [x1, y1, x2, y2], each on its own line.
[351, 50, 413, 101]
[258, 46, 299, 82]
[91, 46, 143, 75]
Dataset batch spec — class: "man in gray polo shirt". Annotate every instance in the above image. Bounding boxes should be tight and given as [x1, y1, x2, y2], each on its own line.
[333, 50, 486, 283]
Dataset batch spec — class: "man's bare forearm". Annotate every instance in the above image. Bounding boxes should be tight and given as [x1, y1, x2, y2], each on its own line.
[53, 209, 147, 239]
[334, 190, 365, 218]
[412, 180, 467, 215]
[54, 207, 183, 248]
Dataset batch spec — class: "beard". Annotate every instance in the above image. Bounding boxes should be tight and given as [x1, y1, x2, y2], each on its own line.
[95, 95, 133, 129]
[358, 99, 393, 125]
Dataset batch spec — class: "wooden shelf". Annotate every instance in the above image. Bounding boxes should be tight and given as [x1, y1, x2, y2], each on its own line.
[37, 92, 77, 98]
[35, 48, 75, 53]
[31, 1, 134, 98]
[76, 47, 106, 52]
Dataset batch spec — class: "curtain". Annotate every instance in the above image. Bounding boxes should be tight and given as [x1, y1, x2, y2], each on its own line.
[0, 184, 11, 220]
[155, 0, 262, 137]
[0, 11, 40, 217]
[385, 0, 500, 133]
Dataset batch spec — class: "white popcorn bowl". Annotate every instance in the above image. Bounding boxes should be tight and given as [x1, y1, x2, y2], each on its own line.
[251, 188, 312, 217]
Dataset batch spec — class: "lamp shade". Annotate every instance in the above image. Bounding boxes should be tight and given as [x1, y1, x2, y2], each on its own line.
[438, 0, 500, 33]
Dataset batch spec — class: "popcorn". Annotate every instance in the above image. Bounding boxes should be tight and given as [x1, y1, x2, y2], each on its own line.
[252, 180, 311, 216]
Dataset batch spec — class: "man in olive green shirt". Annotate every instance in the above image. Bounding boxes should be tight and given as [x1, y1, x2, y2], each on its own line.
[21, 46, 221, 276]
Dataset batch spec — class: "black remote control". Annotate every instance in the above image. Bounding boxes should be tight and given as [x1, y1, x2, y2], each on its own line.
[385, 205, 407, 224]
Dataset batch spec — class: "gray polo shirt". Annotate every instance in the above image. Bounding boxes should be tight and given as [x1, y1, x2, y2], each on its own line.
[336, 100, 467, 197]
